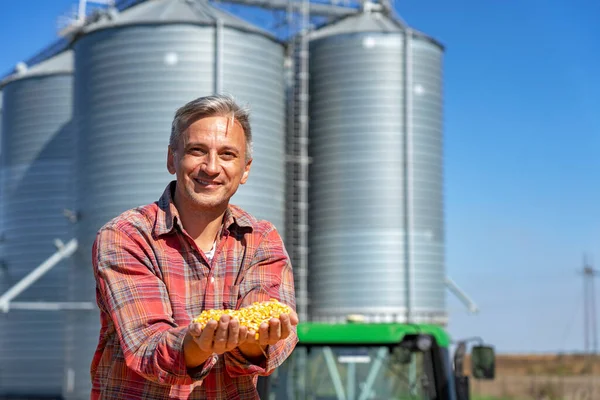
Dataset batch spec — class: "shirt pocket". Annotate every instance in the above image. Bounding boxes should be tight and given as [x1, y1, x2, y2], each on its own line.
[237, 283, 278, 309]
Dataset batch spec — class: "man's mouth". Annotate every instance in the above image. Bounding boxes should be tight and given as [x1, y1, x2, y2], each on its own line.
[194, 177, 220, 187]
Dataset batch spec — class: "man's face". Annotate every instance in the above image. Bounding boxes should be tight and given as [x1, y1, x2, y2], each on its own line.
[167, 115, 252, 212]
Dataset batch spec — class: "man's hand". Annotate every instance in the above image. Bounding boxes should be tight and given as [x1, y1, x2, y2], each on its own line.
[184, 314, 250, 368]
[189, 314, 249, 354]
[237, 311, 299, 361]
[184, 311, 299, 366]
[248, 311, 299, 346]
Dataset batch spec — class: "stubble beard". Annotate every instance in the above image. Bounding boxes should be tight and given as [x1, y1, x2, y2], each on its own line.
[183, 181, 227, 212]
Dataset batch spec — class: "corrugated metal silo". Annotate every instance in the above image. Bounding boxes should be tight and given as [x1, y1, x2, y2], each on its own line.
[0, 89, 4, 281]
[0, 91, 3, 386]
[307, 6, 446, 324]
[0, 90, 4, 296]
[0, 89, 3, 155]
[68, 0, 285, 397]
[0, 51, 74, 396]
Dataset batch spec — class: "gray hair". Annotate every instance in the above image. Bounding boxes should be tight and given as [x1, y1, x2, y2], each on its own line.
[170, 94, 253, 161]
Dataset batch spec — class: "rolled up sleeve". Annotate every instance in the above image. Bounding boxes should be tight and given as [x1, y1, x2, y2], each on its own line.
[93, 225, 216, 385]
[225, 224, 299, 377]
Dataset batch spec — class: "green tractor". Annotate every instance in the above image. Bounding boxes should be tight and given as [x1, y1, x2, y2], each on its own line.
[259, 322, 495, 400]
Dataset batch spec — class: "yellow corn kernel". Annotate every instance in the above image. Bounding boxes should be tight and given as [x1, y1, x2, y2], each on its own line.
[192, 299, 292, 339]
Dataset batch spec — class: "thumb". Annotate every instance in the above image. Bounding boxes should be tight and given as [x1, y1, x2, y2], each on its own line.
[189, 322, 203, 337]
[290, 311, 299, 326]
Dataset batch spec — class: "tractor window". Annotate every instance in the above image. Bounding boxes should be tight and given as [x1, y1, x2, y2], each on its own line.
[270, 345, 437, 400]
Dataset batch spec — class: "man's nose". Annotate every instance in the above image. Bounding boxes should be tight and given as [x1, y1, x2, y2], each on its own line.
[202, 152, 220, 175]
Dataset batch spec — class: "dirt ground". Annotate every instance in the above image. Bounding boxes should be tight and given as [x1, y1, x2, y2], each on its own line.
[466, 354, 600, 400]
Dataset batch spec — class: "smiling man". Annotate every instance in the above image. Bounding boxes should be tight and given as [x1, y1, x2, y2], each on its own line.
[90, 95, 298, 399]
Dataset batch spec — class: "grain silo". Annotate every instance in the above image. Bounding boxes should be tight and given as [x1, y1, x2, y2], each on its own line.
[0, 89, 3, 285]
[307, 4, 446, 324]
[0, 51, 74, 397]
[0, 89, 3, 156]
[0, 90, 4, 300]
[66, 0, 286, 397]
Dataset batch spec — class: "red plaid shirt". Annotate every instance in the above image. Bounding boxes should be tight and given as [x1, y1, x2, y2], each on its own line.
[91, 182, 298, 399]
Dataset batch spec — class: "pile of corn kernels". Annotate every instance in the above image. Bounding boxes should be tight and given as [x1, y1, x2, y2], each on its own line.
[192, 299, 292, 338]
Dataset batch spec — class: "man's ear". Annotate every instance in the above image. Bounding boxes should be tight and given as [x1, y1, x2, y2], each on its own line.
[167, 146, 176, 175]
[240, 158, 252, 185]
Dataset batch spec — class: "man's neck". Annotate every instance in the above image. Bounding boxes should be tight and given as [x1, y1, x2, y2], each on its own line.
[174, 193, 226, 252]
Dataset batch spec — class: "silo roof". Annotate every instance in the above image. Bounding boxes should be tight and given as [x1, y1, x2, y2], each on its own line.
[77, 0, 271, 37]
[0, 51, 73, 88]
[309, 8, 443, 48]
[310, 10, 403, 39]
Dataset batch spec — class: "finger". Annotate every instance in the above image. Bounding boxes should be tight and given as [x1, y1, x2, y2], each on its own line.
[188, 322, 203, 338]
[226, 317, 240, 350]
[279, 313, 291, 339]
[259, 322, 270, 347]
[213, 314, 231, 354]
[220, 314, 231, 324]
[196, 319, 218, 351]
[269, 318, 281, 344]
[246, 329, 258, 345]
[238, 325, 249, 344]
[289, 311, 299, 326]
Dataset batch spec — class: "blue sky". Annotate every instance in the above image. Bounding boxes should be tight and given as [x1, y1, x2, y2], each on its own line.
[400, 0, 600, 354]
[1, 0, 599, 353]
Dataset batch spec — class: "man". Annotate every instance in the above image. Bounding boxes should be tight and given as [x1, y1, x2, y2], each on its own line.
[90, 95, 298, 399]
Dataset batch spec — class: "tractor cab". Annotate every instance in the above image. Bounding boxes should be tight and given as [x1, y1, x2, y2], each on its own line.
[260, 322, 495, 400]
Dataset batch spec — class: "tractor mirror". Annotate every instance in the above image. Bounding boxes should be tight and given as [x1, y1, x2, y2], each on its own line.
[471, 345, 495, 380]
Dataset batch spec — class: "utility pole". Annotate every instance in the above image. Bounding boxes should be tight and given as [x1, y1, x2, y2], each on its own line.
[581, 255, 598, 356]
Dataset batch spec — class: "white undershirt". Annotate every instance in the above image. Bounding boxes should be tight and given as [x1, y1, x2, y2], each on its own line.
[205, 224, 223, 261]
[205, 241, 217, 261]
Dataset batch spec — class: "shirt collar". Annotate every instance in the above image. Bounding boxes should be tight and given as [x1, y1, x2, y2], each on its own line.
[223, 205, 254, 231]
[154, 181, 253, 238]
